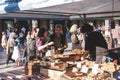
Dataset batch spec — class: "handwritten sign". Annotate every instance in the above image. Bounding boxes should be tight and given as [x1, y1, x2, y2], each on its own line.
[81, 65, 88, 73]
[92, 64, 99, 74]
[72, 67, 78, 73]
[76, 61, 81, 68]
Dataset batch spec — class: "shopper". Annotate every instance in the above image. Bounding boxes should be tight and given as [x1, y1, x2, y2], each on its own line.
[50, 24, 68, 54]
[111, 25, 120, 48]
[77, 30, 85, 50]
[1, 31, 7, 50]
[12, 41, 20, 66]
[19, 30, 25, 45]
[6, 29, 11, 39]
[25, 30, 36, 61]
[104, 27, 112, 48]
[70, 24, 80, 50]
[28, 36, 36, 60]
[34, 28, 40, 37]
[36, 28, 50, 58]
[80, 23, 108, 63]
[5, 32, 16, 67]
[22, 31, 31, 62]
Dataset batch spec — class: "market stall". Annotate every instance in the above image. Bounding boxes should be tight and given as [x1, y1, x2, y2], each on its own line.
[25, 49, 119, 80]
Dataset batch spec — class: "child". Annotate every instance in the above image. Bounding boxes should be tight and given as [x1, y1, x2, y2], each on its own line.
[12, 42, 20, 66]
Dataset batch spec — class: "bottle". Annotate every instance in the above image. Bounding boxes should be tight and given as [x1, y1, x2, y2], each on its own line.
[51, 46, 55, 56]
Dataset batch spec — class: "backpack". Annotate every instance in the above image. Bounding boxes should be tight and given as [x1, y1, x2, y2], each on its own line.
[71, 33, 79, 44]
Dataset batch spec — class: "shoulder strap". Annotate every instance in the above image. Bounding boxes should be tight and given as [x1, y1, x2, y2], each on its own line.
[75, 33, 79, 41]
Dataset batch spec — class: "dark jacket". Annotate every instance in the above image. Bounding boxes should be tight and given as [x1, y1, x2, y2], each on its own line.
[85, 31, 108, 60]
[50, 34, 66, 53]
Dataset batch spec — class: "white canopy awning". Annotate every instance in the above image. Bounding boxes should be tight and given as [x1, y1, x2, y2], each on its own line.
[0, 0, 120, 19]
[0, 0, 81, 14]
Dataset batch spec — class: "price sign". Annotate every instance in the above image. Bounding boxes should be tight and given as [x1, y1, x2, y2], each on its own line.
[76, 62, 81, 68]
[72, 67, 78, 73]
[45, 50, 51, 57]
[81, 65, 88, 73]
[92, 64, 99, 74]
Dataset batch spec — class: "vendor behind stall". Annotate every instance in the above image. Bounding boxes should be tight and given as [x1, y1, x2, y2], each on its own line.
[50, 24, 68, 54]
[80, 23, 108, 63]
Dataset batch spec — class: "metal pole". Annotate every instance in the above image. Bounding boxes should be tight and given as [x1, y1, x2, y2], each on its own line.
[83, 14, 87, 23]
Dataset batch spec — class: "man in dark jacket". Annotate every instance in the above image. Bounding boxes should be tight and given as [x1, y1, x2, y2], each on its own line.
[81, 24, 108, 63]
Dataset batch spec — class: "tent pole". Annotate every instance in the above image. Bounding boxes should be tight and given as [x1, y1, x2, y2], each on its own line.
[83, 14, 87, 23]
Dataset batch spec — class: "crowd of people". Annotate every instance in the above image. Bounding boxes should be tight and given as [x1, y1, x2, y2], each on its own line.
[1, 23, 120, 67]
[1, 24, 68, 67]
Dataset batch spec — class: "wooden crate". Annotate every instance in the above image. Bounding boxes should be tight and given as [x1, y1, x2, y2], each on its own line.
[25, 61, 40, 75]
